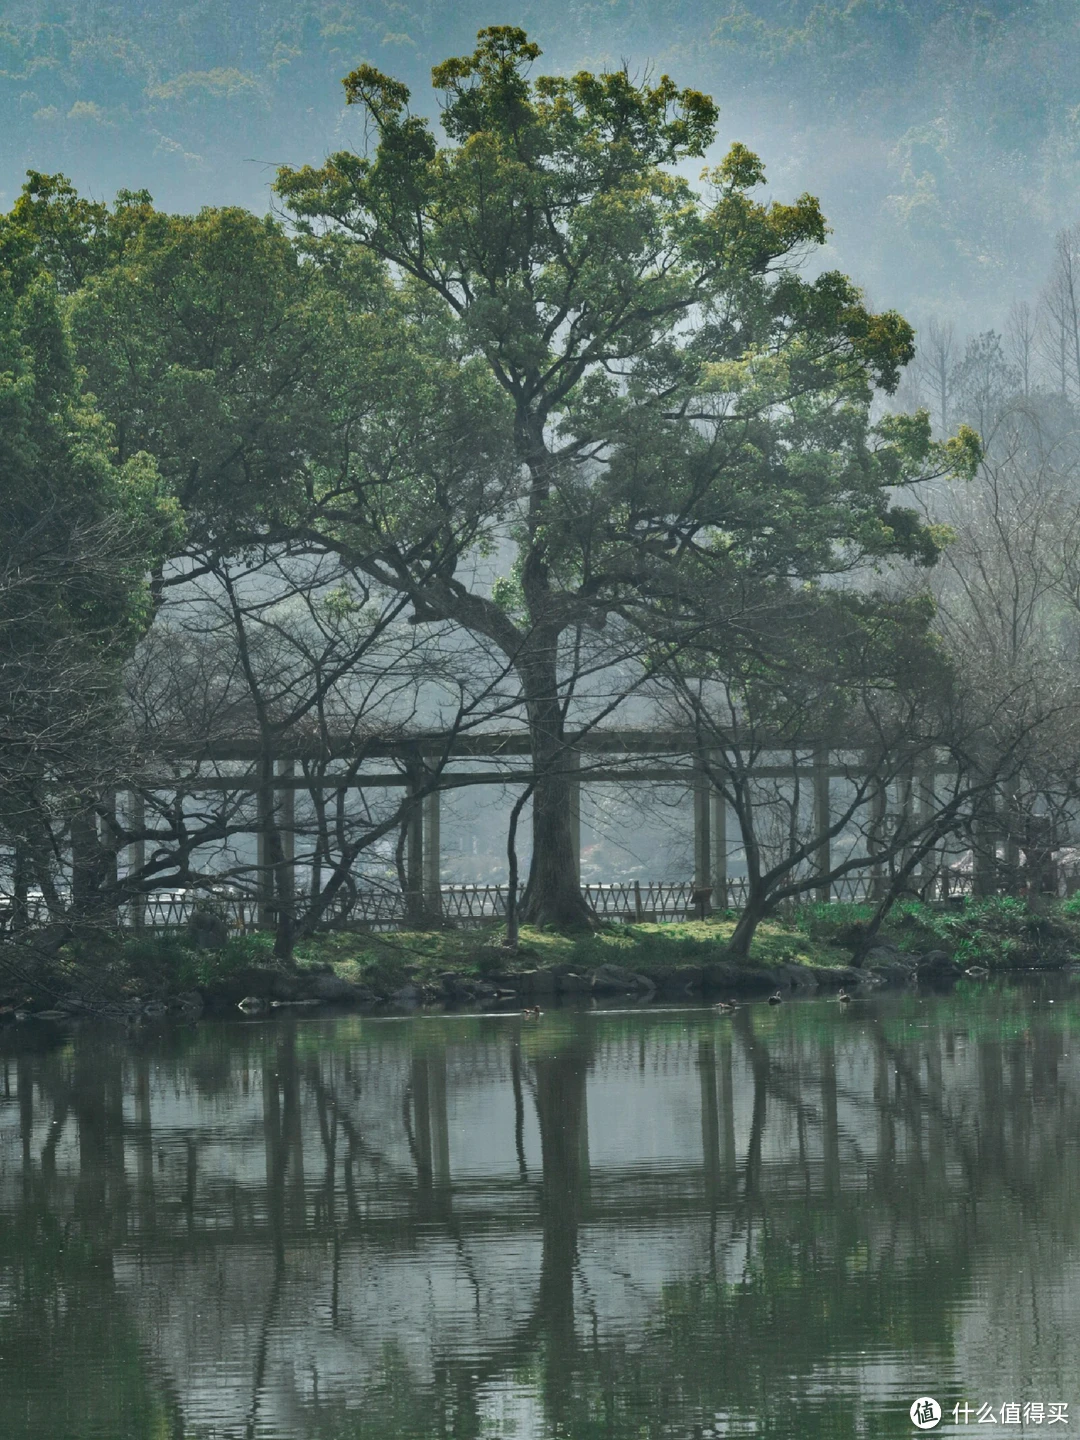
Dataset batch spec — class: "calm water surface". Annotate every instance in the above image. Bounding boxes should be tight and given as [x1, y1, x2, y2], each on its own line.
[1, 980, 1079, 1439]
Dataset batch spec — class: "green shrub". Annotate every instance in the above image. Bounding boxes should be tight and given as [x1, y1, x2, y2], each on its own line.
[117, 929, 278, 991]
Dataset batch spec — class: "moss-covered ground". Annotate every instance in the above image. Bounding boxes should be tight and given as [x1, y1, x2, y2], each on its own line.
[102, 913, 848, 999]
[17, 894, 1080, 1009]
[292, 913, 849, 989]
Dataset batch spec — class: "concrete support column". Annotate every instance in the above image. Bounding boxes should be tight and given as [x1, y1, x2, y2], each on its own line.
[814, 743, 831, 903]
[972, 805, 995, 898]
[12, 842, 29, 932]
[101, 789, 119, 904]
[869, 772, 887, 901]
[693, 755, 712, 916]
[898, 765, 915, 875]
[1002, 777, 1020, 892]
[127, 789, 146, 930]
[423, 782, 441, 918]
[257, 777, 274, 930]
[405, 775, 424, 924]
[710, 757, 728, 911]
[917, 766, 936, 891]
[70, 805, 100, 914]
[278, 760, 295, 902]
[568, 749, 581, 887]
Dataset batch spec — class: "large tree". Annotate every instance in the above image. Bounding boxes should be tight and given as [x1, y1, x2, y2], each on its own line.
[0, 268, 176, 927]
[276, 26, 977, 927]
[61, 195, 516, 947]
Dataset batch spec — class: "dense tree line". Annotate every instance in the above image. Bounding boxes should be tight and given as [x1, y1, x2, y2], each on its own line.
[8, 26, 1074, 966]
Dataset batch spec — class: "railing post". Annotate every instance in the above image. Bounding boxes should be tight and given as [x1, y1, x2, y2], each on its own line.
[814, 742, 831, 903]
[693, 754, 712, 916]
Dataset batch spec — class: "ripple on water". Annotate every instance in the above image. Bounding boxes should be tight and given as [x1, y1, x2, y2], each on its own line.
[0, 982, 1078, 1438]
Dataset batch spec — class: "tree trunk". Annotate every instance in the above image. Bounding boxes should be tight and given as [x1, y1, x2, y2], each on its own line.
[70, 801, 114, 921]
[503, 782, 533, 950]
[257, 764, 294, 963]
[518, 659, 594, 930]
[726, 891, 769, 960]
[532, 1032, 591, 1419]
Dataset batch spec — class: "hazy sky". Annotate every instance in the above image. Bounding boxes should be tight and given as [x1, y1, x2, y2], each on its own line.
[3, 1, 1076, 329]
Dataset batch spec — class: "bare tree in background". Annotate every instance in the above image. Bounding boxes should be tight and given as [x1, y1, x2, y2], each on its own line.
[916, 317, 957, 434]
[122, 546, 525, 958]
[1038, 224, 1080, 402]
[1007, 300, 1038, 399]
[920, 398, 1080, 879]
[0, 514, 142, 935]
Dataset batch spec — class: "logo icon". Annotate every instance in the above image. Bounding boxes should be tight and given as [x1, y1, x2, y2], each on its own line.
[910, 1398, 942, 1430]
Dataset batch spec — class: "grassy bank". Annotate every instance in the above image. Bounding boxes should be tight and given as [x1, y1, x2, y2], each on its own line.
[292, 914, 849, 989]
[102, 913, 852, 1001]
[794, 894, 1080, 971]
[9, 894, 1080, 1014]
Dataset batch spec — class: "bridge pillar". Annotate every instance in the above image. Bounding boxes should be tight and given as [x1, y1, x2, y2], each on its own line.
[423, 781, 441, 917]
[127, 789, 145, 929]
[693, 755, 711, 916]
[917, 765, 936, 892]
[814, 743, 831, 903]
[257, 778, 274, 930]
[405, 775, 424, 924]
[869, 773, 887, 901]
[898, 764, 915, 876]
[256, 758, 296, 929]
[710, 758, 728, 911]
[568, 749, 581, 887]
[278, 760, 295, 901]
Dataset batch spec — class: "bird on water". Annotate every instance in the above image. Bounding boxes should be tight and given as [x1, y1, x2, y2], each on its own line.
[768, 991, 783, 1006]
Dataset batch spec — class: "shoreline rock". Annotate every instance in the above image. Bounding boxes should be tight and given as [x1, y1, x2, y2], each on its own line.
[3, 940, 1051, 1029]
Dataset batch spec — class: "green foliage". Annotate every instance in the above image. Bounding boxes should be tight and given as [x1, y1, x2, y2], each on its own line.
[0, 269, 176, 747]
[120, 929, 277, 990]
[0, 172, 155, 297]
[794, 895, 1080, 971]
[273, 28, 969, 666]
[70, 206, 346, 534]
[296, 917, 846, 981]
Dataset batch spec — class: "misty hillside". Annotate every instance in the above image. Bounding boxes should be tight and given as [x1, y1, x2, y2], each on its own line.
[1, 1, 1077, 320]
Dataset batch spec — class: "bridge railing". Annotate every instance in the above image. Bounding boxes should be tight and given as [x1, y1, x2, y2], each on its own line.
[0, 867, 979, 937]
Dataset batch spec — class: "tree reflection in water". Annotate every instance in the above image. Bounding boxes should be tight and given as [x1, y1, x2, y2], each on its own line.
[1, 985, 1080, 1437]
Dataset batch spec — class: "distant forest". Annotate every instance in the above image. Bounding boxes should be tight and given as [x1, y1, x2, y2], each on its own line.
[3, 1, 1080, 320]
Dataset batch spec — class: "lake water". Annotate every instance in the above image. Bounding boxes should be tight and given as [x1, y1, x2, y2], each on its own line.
[1, 980, 1079, 1439]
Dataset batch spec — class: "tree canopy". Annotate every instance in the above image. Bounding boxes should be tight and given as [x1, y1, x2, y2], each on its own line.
[0, 264, 177, 916]
[272, 27, 977, 925]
